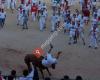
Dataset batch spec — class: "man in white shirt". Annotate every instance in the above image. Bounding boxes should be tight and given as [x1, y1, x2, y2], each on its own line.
[42, 52, 57, 67]
[68, 21, 76, 44]
[89, 23, 99, 49]
[0, 9, 6, 28]
[75, 20, 85, 45]
[42, 44, 62, 69]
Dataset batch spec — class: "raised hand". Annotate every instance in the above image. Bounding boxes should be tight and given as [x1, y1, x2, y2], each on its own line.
[50, 43, 53, 49]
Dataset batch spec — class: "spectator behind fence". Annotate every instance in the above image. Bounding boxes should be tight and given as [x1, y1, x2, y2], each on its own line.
[60, 75, 70, 80]
[75, 75, 83, 80]
[0, 71, 5, 80]
[8, 70, 16, 80]
[64, 75, 70, 80]
[19, 63, 34, 80]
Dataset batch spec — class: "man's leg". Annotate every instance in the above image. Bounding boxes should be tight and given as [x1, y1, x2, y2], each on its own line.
[56, 51, 62, 59]
[23, 21, 25, 29]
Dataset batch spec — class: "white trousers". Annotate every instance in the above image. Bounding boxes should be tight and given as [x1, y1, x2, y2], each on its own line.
[7, 0, 11, 9]
[39, 17, 45, 31]
[51, 21, 55, 31]
[32, 12, 36, 21]
[89, 35, 98, 48]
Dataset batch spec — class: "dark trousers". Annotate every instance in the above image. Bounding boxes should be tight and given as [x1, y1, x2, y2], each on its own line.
[23, 20, 28, 29]
[0, 18, 5, 28]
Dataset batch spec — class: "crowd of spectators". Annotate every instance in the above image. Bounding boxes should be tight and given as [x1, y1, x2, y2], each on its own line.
[0, 68, 83, 80]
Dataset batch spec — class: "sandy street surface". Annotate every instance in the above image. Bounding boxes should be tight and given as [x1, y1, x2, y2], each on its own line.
[0, 0, 100, 80]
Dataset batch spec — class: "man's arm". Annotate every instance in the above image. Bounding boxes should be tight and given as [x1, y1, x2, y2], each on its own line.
[48, 43, 53, 53]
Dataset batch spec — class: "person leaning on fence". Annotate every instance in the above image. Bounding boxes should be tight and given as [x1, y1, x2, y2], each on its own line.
[42, 44, 62, 69]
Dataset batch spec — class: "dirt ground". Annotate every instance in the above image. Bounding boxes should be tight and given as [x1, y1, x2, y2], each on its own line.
[0, 0, 100, 80]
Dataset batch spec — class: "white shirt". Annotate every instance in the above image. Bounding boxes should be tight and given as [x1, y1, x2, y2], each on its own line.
[0, 4, 4, 9]
[69, 24, 76, 35]
[0, 0, 1, 4]
[77, 14, 82, 21]
[11, 0, 16, 7]
[23, 4, 30, 14]
[51, 15, 57, 23]
[91, 18, 98, 25]
[0, 12, 6, 19]
[43, 10, 48, 19]
[76, 24, 84, 33]
[90, 27, 99, 37]
[42, 53, 57, 67]
[61, 0, 64, 4]
[32, 0, 37, 4]
[19, 70, 34, 80]
[80, 0, 84, 4]
[38, 3, 42, 10]
[42, 4, 47, 9]
[52, 0, 57, 7]
[56, 15, 61, 22]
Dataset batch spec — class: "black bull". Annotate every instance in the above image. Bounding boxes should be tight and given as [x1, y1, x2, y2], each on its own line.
[24, 44, 62, 79]
[24, 54, 52, 79]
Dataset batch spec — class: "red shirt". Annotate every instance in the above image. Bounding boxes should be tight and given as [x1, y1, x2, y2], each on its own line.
[31, 5, 38, 13]
[83, 9, 90, 17]
[98, 17, 100, 21]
